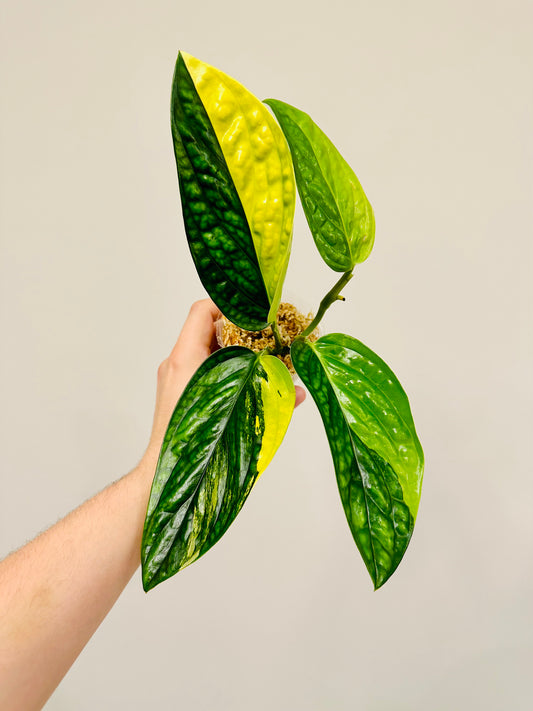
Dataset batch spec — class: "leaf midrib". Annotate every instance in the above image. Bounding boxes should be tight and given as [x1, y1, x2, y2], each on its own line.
[275, 107, 353, 267]
[146, 352, 260, 565]
[309, 340, 417, 586]
[173, 124, 270, 316]
[317, 341, 424, 482]
[304, 342, 379, 584]
[172, 62, 271, 318]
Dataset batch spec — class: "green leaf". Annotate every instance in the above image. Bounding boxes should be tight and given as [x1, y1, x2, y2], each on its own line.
[141, 346, 295, 591]
[171, 54, 268, 329]
[291, 334, 423, 589]
[172, 53, 296, 329]
[265, 98, 375, 272]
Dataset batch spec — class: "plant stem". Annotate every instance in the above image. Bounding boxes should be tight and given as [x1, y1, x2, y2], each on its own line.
[270, 320, 288, 355]
[301, 270, 354, 338]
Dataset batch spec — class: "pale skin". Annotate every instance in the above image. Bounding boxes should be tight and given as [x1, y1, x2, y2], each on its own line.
[0, 299, 305, 711]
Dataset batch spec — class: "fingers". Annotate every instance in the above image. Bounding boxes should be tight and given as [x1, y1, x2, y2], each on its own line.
[294, 385, 306, 408]
[167, 299, 307, 410]
[170, 299, 221, 363]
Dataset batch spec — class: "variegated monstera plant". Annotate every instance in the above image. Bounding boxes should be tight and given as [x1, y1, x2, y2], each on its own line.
[141, 52, 424, 592]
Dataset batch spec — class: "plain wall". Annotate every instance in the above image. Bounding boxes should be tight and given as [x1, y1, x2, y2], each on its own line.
[1, 0, 532, 708]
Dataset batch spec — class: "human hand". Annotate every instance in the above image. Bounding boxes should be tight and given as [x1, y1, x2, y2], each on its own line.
[143, 299, 306, 467]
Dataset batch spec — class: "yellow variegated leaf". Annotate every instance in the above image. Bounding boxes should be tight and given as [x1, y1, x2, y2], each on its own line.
[182, 52, 295, 322]
[141, 347, 295, 591]
[256, 354, 295, 476]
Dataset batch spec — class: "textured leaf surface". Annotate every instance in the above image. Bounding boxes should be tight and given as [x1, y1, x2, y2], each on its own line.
[171, 54, 269, 330]
[172, 53, 295, 328]
[291, 334, 423, 588]
[265, 99, 375, 272]
[141, 347, 295, 591]
[183, 54, 295, 323]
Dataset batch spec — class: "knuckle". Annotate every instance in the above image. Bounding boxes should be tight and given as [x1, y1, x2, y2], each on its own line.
[189, 299, 209, 315]
[167, 350, 184, 371]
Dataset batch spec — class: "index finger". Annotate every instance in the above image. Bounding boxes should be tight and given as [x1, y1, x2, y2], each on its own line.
[171, 299, 221, 359]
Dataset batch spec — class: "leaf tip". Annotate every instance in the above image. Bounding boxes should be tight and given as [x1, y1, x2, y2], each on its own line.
[141, 540, 160, 592]
[372, 576, 387, 592]
[141, 565, 156, 593]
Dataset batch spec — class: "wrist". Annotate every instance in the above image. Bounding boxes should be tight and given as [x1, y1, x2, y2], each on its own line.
[137, 444, 160, 483]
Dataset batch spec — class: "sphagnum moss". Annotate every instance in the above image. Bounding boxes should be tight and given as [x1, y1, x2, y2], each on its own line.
[218, 302, 319, 374]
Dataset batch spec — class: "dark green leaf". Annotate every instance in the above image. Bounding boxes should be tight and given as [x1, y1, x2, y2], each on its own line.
[182, 53, 296, 325]
[171, 53, 270, 330]
[141, 347, 295, 591]
[291, 334, 423, 588]
[265, 99, 375, 272]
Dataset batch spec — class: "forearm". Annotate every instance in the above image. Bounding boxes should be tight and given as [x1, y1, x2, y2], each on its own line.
[0, 300, 294, 710]
[0, 301, 219, 710]
[0, 451, 157, 711]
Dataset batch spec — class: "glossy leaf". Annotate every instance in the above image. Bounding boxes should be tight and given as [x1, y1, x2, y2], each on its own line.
[183, 53, 295, 323]
[141, 346, 295, 591]
[172, 52, 295, 329]
[265, 98, 375, 272]
[291, 334, 423, 588]
[171, 54, 268, 329]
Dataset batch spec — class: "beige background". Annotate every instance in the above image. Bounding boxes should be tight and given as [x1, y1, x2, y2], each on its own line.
[1, 0, 532, 709]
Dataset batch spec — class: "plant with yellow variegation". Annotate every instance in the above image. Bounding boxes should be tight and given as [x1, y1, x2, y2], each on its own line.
[141, 52, 424, 592]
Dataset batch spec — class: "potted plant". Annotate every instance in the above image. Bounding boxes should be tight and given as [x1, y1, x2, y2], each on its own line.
[141, 52, 424, 592]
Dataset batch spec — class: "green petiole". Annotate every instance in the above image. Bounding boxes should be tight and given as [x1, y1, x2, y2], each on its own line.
[301, 270, 354, 338]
